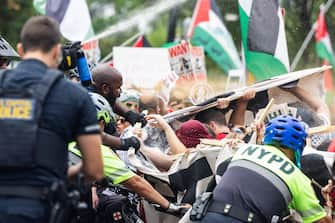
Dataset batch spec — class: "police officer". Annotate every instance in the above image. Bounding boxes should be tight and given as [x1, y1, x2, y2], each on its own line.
[200, 115, 332, 223]
[90, 64, 146, 152]
[0, 16, 104, 222]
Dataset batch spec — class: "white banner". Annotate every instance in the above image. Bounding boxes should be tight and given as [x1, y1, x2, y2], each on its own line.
[113, 47, 172, 90]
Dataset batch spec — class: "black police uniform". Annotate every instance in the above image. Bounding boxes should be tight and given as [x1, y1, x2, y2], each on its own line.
[0, 59, 100, 223]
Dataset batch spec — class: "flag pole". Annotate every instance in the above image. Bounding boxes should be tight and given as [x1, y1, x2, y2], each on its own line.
[290, 0, 334, 71]
[83, 0, 188, 44]
[99, 32, 142, 63]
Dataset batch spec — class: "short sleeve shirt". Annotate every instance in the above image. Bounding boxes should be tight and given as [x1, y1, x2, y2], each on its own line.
[69, 142, 135, 184]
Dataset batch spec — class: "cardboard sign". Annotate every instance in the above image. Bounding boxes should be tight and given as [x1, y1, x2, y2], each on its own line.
[256, 103, 297, 124]
[191, 46, 207, 81]
[113, 47, 172, 89]
[113, 47, 178, 104]
[168, 42, 207, 83]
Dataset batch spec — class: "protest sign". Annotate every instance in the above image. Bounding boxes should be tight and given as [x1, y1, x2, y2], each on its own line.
[191, 46, 207, 81]
[168, 41, 193, 80]
[113, 47, 177, 104]
[82, 39, 100, 63]
[168, 42, 207, 83]
[256, 103, 297, 124]
[114, 47, 171, 89]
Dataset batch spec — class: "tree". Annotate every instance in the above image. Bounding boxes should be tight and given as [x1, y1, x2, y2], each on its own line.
[0, 1, 36, 48]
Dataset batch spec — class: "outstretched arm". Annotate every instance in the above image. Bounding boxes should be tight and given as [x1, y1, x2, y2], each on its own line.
[285, 86, 329, 117]
[230, 89, 256, 126]
[146, 114, 187, 154]
[123, 175, 169, 209]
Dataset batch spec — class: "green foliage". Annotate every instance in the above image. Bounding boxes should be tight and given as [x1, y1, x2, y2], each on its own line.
[0, 1, 37, 48]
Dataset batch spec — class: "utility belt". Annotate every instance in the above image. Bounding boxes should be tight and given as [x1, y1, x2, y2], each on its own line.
[190, 192, 285, 223]
[0, 185, 51, 200]
[0, 181, 83, 223]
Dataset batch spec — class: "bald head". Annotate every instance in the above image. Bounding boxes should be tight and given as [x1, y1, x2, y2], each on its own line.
[92, 64, 122, 86]
[140, 94, 160, 114]
[92, 64, 123, 105]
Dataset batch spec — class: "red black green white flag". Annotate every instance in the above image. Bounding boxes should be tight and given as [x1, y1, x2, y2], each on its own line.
[315, 8, 335, 70]
[133, 35, 152, 47]
[239, 0, 289, 81]
[33, 0, 94, 41]
[188, 0, 242, 73]
[315, 8, 335, 91]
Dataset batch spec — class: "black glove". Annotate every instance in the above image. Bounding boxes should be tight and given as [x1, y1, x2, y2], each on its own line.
[119, 136, 140, 151]
[156, 202, 190, 216]
[124, 111, 147, 127]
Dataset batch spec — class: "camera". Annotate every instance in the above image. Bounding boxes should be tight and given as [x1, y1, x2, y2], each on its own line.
[59, 42, 92, 86]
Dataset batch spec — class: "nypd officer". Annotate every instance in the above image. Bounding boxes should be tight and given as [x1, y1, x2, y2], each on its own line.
[0, 16, 104, 222]
[200, 115, 331, 223]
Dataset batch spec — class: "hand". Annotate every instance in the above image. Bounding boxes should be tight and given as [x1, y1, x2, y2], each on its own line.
[124, 110, 147, 127]
[146, 114, 170, 131]
[165, 202, 191, 216]
[322, 180, 335, 208]
[239, 89, 256, 102]
[255, 122, 265, 145]
[120, 136, 141, 151]
[91, 187, 99, 209]
[132, 127, 142, 138]
[216, 98, 230, 109]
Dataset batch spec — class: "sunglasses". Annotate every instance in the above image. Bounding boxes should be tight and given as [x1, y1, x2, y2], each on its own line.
[117, 118, 126, 124]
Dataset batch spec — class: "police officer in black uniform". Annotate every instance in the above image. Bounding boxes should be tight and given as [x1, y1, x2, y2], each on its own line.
[0, 16, 104, 223]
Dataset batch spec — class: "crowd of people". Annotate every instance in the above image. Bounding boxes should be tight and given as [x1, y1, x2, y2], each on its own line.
[1, 15, 335, 223]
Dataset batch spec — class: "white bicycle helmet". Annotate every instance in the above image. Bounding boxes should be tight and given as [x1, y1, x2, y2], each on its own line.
[89, 92, 116, 124]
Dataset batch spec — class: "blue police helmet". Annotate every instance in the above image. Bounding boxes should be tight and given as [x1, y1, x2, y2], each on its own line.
[263, 115, 307, 168]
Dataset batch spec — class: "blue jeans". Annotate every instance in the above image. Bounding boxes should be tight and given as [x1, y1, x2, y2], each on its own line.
[0, 197, 49, 223]
[201, 212, 244, 223]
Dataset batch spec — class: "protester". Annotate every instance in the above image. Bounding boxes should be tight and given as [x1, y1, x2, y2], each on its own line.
[116, 90, 141, 167]
[176, 119, 213, 148]
[140, 94, 161, 115]
[116, 89, 141, 136]
[119, 89, 140, 113]
[0, 16, 104, 222]
[137, 117, 213, 171]
[195, 108, 231, 139]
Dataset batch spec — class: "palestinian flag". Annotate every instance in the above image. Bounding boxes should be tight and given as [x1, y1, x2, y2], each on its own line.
[239, 0, 290, 81]
[188, 0, 242, 73]
[315, 9, 335, 71]
[33, 0, 94, 41]
[133, 35, 152, 47]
